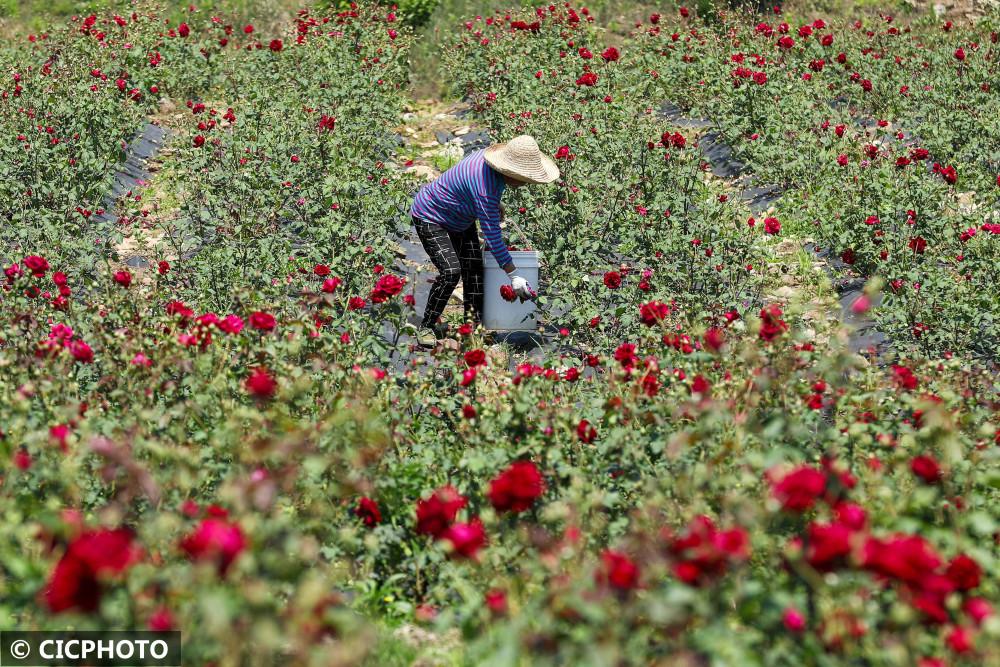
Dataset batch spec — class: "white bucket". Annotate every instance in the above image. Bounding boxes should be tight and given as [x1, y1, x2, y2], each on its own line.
[482, 250, 541, 331]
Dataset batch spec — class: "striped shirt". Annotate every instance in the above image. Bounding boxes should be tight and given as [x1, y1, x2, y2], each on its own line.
[410, 149, 512, 268]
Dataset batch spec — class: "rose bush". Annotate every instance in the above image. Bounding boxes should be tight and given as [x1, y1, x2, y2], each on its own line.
[627, 7, 1000, 361]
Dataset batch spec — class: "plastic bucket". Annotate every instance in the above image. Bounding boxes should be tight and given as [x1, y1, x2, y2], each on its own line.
[482, 250, 540, 331]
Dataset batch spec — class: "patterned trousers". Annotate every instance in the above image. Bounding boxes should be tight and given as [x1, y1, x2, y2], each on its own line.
[413, 216, 484, 329]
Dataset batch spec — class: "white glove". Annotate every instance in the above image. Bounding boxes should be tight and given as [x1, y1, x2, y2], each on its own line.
[509, 273, 536, 302]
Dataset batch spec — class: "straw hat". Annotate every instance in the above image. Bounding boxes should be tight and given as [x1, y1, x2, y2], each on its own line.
[484, 135, 560, 184]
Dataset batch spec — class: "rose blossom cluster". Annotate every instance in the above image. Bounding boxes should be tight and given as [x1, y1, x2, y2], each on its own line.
[770, 461, 988, 644]
[359, 461, 547, 560]
[5, 255, 72, 310]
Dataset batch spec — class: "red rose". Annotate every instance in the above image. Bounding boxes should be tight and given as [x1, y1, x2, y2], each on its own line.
[664, 515, 750, 586]
[892, 365, 918, 390]
[600, 46, 619, 62]
[758, 304, 789, 341]
[834, 502, 867, 530]
[499, 284, 516, 302]
[180, 518, 247, 575]
[911, 455, 942, 484]
[313, 113, 335, 132]
[851, 294, 871, 314]
[576, 71, 598, 86]
[577, 419, 597, 443]
[113, 270, 132, 287]
[321, 277, 342, 293]
[964, 597, 993, 625]
[614, 342, 637, 368]
[4, 263, 22, 281]
[770, 466, 826, 512]
[147, 606, 176, 631]
[783, 608, 806, 632]
[638, 300, 670, 326]
[166, 300, 194, 320]
[193, 135, 205, 147]
[415, 486, 467, 538]
[14, 448, 32, 470]
[689, 375, 709, 395]
[443, 519, 486, 559]
[908, 236, 928, 253]
[945, 626, 974, 654]
[248, 311, 276, 332]
[245, 367, 276, 398]
[945, 554, 981, 591]
[862, 534, 942, 584]
[603, 271, 622, 289]
[354, 497, 382, 528]
[23, 255, 49, 277]
[178, 22, 190, 38]
[69, 340, 94, 364]
[764, 216, 781, 235]
[662, 131, 686, 148]
[218, 314, 244, 334]
[703, 327, 725, 352]
[487, 461, 545, 513]
[933, 162, 957, 184]
[269, 39, 283, 52]
[805, 521, 853, 571]
[370, 274, 405, 303]
[44, 528, 142, 613]
[485, 589, 507, 616]
[464, 349, 487, 367]
[46, 425, 72, 455]
[598, 549, 640, 591]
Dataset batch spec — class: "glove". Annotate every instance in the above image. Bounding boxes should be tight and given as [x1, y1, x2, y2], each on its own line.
[509, 273, 536, 302]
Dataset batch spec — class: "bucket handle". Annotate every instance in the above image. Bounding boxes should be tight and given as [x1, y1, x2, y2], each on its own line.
[503, 211, 534, 252]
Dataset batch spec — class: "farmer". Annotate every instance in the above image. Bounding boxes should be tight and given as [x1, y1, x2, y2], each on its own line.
[409, 134, 560, 346]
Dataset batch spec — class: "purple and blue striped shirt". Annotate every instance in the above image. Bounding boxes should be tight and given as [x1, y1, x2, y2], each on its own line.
[410, 149, 512, 268]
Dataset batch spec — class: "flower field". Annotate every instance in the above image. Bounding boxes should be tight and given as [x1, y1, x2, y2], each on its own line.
[0, 2, 998, 665]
